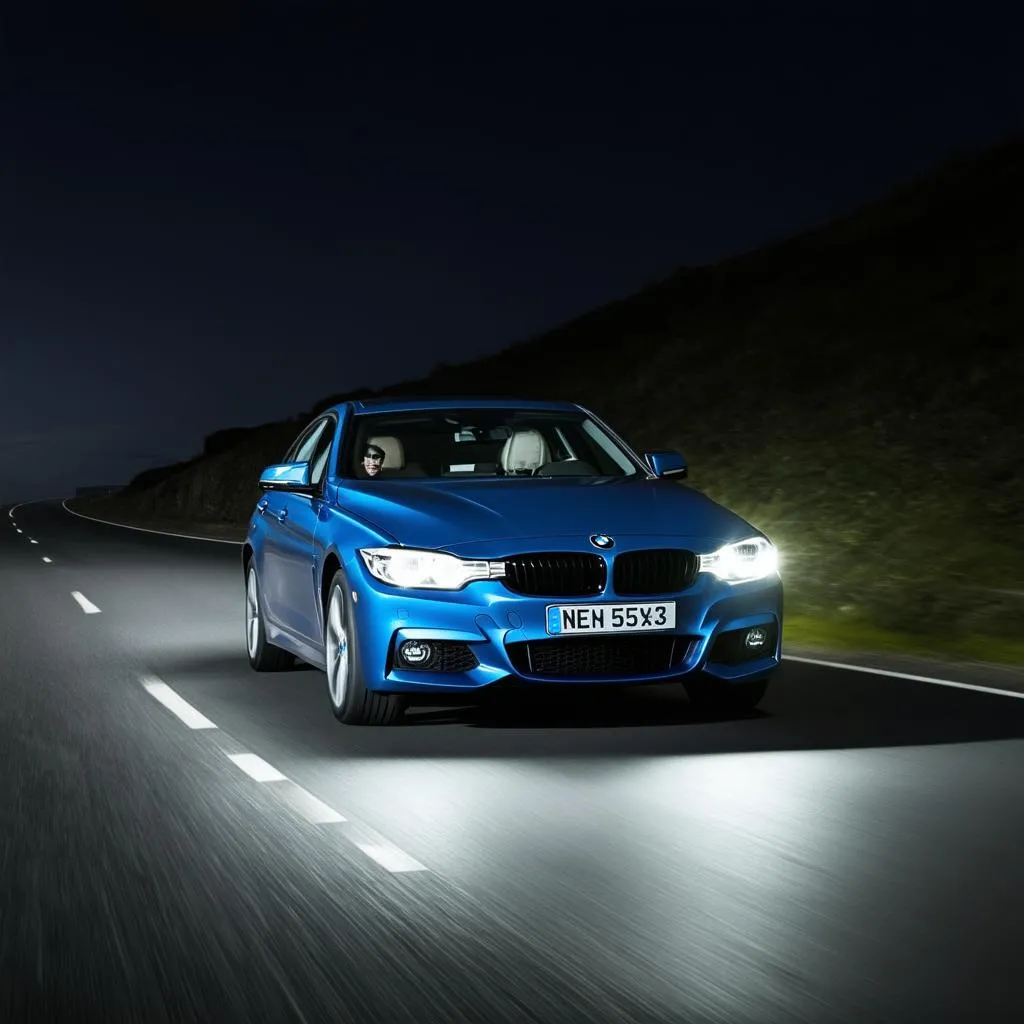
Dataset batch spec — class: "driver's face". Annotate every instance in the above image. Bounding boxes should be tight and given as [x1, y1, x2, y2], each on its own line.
[362, 451, 384, 476]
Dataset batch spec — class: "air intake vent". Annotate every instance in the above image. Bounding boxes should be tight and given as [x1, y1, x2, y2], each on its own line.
[506, 635, 691, 678]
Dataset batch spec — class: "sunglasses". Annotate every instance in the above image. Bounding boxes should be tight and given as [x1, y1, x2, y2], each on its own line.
[363, 452, 384, 461]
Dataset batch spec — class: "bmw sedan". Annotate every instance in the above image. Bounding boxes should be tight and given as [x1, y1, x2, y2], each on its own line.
[243, 396, 783, 725]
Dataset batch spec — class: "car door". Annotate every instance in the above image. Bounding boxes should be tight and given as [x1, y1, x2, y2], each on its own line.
[271, 415, 336, 644]
[260, 416, 331, 637]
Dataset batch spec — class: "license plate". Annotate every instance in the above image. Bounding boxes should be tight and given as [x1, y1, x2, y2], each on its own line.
[545, 602, 676, 635]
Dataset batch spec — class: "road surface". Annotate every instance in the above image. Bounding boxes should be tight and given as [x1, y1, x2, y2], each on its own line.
[3, 499, 1024, 1023]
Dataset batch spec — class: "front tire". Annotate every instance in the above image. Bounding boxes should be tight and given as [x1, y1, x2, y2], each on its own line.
[245, 563, 293, 671]
[324, 571, 403, 725]
[684, 676, 769, 715]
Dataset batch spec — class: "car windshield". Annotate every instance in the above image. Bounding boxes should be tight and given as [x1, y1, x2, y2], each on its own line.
[343, 408, 641, 480]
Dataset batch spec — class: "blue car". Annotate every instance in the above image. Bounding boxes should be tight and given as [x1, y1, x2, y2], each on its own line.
[243, 397, 783, 725]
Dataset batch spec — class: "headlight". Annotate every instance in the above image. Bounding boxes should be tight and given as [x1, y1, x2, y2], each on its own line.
[358, 547, 499, 590]
[699, 537, 779, 583]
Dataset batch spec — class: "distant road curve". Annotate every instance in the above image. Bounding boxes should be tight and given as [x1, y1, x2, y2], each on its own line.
[62, 498, 245, 544]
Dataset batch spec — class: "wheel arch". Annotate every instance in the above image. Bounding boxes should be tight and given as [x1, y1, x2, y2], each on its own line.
[320, 549, 344, 623]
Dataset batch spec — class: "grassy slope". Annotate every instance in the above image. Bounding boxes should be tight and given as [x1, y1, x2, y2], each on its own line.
[72, 140, 1024, 662]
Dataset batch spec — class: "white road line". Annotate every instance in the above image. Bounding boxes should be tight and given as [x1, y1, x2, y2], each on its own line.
[785, 654, 1024, 699]
[135, 673, 424, 872]
[62, 499, 243, 546]
[10, 499, 62, 515]
[15, 528, 22, 534]
[70, 591, 101, 614]
[141, 677, 218, 729]
[272, 780, 347, 824]
[29, 539, 38, 544]
[352, 840, 429, 874]
[41, 557, 52, 564]
[228, 752, 288, 783]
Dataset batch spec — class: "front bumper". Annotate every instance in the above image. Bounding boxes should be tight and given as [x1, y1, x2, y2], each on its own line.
[348, 560, 783, 694]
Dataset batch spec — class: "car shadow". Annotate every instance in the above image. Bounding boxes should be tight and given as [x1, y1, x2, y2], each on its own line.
[148, 649, 1024, 761]
[368, 664, 1024, 759]
[153, 649, 319, 677]
[398, 686, 758, 729]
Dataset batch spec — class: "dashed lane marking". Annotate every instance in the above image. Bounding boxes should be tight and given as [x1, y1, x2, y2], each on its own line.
[71, 591, 101, 614]
[139, 675, 424, 871]
[142, 676, 218, 729]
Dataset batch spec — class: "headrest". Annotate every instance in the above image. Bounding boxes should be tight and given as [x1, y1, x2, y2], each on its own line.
[500, 429, 550, 473]
[366, 435, 405, 469]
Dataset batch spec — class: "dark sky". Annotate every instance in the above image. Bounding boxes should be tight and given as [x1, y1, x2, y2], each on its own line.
[2, 3, 1021, 504]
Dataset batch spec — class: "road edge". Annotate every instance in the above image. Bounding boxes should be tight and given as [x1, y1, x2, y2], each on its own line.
[60, 499, 245, 545]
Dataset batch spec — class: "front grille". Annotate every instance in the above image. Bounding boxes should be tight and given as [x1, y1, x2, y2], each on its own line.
[613, 549, 699, 596]
[502, 552, 607, 597]
[394, 640, 479, 673]
[506, 635, 689, 678]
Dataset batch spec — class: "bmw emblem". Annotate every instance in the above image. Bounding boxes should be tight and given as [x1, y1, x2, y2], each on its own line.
[589, 534, 614, 549]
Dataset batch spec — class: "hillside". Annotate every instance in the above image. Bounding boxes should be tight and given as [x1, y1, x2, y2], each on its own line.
[75, 139, 1024, 653]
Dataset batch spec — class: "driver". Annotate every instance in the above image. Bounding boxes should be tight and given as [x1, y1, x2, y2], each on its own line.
[358, 443, 386, 477]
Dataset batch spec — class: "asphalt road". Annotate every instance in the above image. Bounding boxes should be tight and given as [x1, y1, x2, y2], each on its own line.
[4, 499, 1024, 1023]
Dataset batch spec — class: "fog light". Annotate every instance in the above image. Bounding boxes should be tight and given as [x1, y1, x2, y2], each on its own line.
[744, 627, 768, 650]
[399, 640, 433, 666]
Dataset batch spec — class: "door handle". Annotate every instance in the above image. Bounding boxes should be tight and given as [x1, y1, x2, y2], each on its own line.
[273, 508, 288, 523]
[257, 498, 269, 515]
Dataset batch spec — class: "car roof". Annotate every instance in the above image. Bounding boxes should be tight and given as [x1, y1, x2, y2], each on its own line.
[340, 396, 585, 416]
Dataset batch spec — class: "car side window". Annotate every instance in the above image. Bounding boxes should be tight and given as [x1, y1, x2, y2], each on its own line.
[284, 422, 318, 463]
[290, 419, 330, 465]
[309, 418, 336, 487]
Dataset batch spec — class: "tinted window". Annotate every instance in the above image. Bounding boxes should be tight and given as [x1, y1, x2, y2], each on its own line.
[287, 419, 330, 464]
[284, 421, 319, 463]
[309, 418, 336, 486]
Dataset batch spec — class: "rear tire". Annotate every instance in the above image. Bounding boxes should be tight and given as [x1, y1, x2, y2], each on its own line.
[245, 563, 293, 671]
[324, 571, 403, 725]
[684, 676, 769, 715]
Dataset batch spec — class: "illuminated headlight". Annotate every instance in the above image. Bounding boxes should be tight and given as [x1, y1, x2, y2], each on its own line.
[358, 547, 499, 590]
[699, 537, 779, 584]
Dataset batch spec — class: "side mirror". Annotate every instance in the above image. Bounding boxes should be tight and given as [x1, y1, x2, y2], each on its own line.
[259, 461, 313, 492]
[644, 449, 688, 479]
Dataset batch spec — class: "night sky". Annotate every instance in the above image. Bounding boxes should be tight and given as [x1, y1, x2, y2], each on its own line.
[2, 3, 1021, 504]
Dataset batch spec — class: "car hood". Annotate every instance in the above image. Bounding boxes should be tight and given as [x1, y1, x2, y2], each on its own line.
[335, 477, 758, 552]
